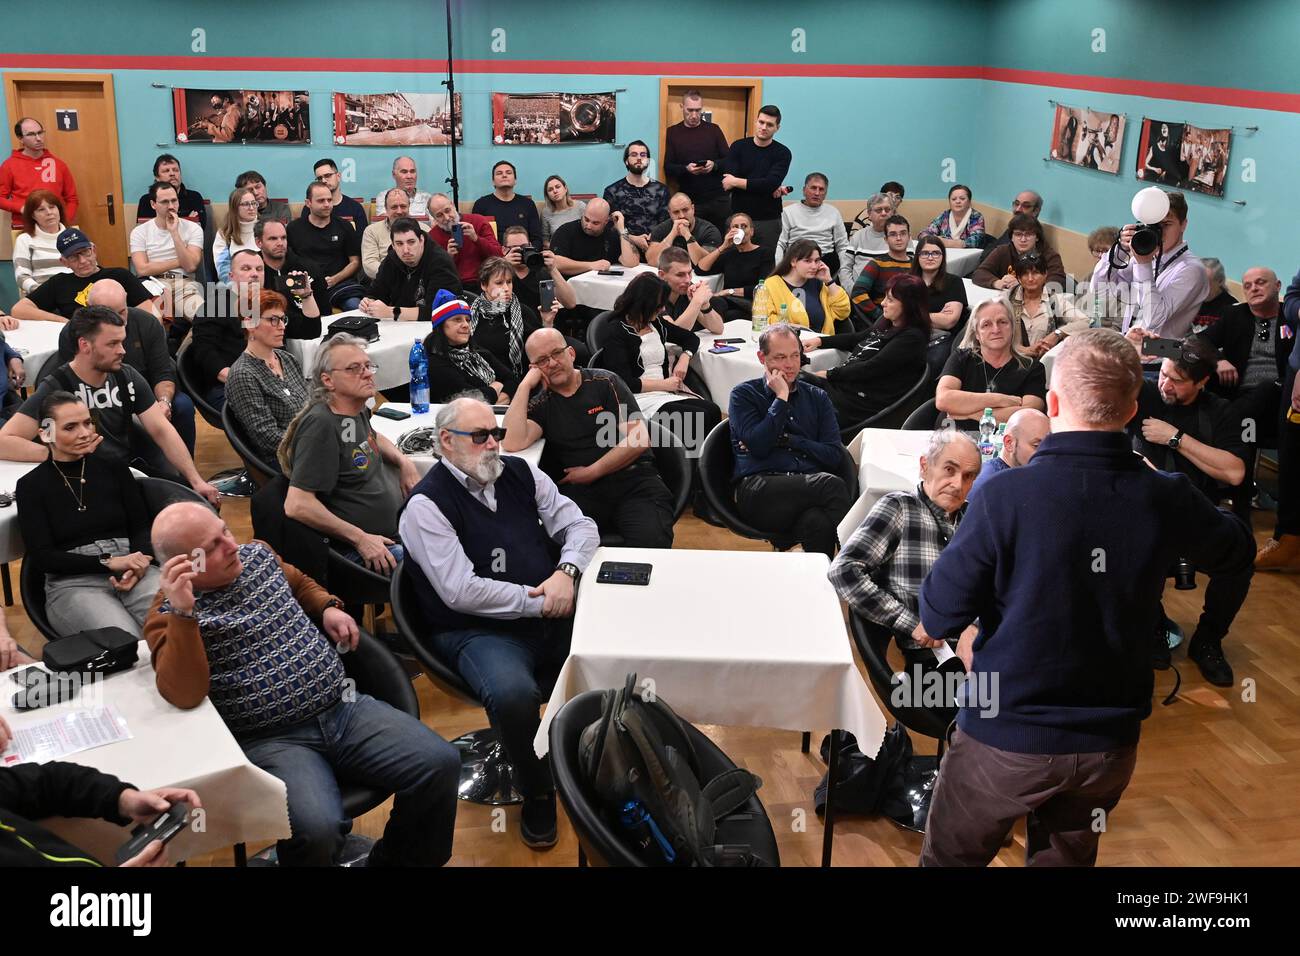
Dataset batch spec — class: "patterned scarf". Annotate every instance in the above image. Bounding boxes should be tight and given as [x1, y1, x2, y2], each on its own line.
[470, 293, 525, 372]
[448, 343, 498, 388]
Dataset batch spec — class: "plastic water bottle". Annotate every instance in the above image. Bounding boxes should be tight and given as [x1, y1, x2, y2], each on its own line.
[778, 301, 790, 328]
[751, 283, 770, 337]
[409, 339, 430, 414]
[978, 408, 997, 461]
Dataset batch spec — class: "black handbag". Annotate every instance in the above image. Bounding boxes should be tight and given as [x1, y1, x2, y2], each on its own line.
[325, 315, 380, 343]
[42, 627, 140, 676]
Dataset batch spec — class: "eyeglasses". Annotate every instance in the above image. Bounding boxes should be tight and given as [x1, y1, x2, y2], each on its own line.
[886, 230, 909, 239]
[237, 200, 260, 208]
[331, 362, 378, 376]
[530, 346, 569, 367]
[260, 314, 287, 326]
[917, 250, 943, 258]
[446, 426, 506, 444]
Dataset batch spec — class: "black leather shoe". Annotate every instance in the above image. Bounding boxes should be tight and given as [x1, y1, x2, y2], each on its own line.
[521, 793, 558, 849]
[1188, 637, 1234, 687]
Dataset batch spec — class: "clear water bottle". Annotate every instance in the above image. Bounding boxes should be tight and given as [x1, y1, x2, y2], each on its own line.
[778, 301, 790, 327]
[978, 407, 997, 461]
[409, 339, 430, 414]
[751, 283, 770, 337]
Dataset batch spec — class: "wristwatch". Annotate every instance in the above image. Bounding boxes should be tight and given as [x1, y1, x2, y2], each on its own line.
[556, 562, 580, 581]
[700, 302, 713, 314]
[686, 235, 698, 244]
[393, 304, 401, 321]
[1167, 429, 1184, 450]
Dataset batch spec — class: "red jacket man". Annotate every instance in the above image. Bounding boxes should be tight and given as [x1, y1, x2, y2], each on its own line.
[0, 118, 79, 229]
[426, 192, 502, 289]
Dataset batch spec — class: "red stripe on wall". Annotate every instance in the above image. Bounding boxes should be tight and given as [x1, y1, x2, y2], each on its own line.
[3, 54, 1298, 113]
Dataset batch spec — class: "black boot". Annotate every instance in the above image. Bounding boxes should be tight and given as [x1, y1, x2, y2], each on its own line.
[1187, 634, 1234, 687]
[521, 793, 558, 848]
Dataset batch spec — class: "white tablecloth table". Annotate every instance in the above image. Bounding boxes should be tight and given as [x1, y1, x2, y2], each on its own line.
[6, 319, 66, 382]
[0, 642, 291, 864]
[695, 319, 845, 405]
[368, 402, 543, 477]
[945, 247, 982, 277]
[962, 278, 1003, 312]
[1041, 339, 1066, 385]
[289, 313, 432, 392]
[0, 459, 42, 564]
[839, 428, 932, 544]
[569, 263, 722, 312]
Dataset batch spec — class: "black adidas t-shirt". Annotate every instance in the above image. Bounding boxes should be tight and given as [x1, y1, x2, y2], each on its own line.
[18, 363, 156, 465]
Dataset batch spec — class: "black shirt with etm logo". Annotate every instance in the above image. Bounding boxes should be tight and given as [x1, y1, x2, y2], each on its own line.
[18, 362, 156, 466]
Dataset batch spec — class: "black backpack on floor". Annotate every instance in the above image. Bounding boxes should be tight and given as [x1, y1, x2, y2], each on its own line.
[578, 673, 771, 867]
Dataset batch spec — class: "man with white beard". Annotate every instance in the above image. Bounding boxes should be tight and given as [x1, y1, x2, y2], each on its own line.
[398, 395, 599, 849]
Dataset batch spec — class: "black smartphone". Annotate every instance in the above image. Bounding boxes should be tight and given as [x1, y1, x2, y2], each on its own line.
[9, 665, 41, 686]
[1141, 337, 1185, 360]
[596, 268, 625, 276]
[452, 223, 464, 247]
[539, 279, 555, 312]
[12, 670, 80, 711]
[115, 801, 192, 865]
[714, 337, 745, 344]
[374, 406, 411, 421]
[596, 561, 653, 586]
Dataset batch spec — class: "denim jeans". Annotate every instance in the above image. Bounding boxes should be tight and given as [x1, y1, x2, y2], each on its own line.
[169, 390, 197, 454]
[336, 542, 405, 572]
[431, 623, 572, 799]
[240, 693, 460, 866]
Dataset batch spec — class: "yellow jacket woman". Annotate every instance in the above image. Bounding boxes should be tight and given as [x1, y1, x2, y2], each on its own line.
[761, 239, 852, 335]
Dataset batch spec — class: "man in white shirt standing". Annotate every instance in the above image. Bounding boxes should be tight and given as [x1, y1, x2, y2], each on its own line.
[1090, 190, 1208, 368]
[373, 155, 431, 220]
[129, 180, 205, 320]
[776, 172, 851, 288]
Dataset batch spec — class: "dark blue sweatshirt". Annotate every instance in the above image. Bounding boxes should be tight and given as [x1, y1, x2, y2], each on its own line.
[729, 376, 844, 480]
[920, 430, 1256, 754]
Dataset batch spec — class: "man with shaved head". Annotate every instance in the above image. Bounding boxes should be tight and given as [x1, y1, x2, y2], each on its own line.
[645, 192, 720, 268]
[918, 329, 1254, 867]
[144, 502, 460, 867]
[55, 279, 195, 451]
[400, 395, 599, 849]
[968, 407, 1050, 497]
[547, 196, 639, 277]
[373, 155, 431, 220]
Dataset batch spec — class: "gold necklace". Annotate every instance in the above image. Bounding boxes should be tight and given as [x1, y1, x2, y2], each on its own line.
[55, 458, 87, 512]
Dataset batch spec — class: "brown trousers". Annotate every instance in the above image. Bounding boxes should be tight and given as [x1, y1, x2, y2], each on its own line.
[919, 727, 1137, 867]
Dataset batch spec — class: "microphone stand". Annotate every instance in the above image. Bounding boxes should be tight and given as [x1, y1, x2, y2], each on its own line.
[442, 0, 460, 209]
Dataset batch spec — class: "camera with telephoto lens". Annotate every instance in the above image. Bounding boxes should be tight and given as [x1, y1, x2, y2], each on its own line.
[1173, 557, 1196, 590]
[514, 245, 545, 270]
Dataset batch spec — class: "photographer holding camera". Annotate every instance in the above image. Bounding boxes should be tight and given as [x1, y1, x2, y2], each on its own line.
[1092, 190, 1208, 364]
[1123, 332, 1254, 686]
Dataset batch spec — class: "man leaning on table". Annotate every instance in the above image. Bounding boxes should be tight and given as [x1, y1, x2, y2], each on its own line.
[146, 502, 460, 867]
[400, 396, 600, 849]
[729, 323, 852, 558]
[917, 329, 1255, 867]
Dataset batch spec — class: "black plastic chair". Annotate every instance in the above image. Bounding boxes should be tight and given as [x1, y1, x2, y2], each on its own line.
[33, 352, 63, 391]
[585, 310, 614, 357]
[848, 611, 957, 833]
[220, 401, 283, 488]
[598, 419, 691, 547]
[839, 366, 933, 443]
[698, 419, 858, 550]
[902, 398, 944, 431]
[327, 546, 393, 619]
[586, 347, 605, 370]
[235, 627, 417, 866]
[389, 560, 522, 805]
[177, 339, 252, 496]
[21, 476, 214, 643]
[549, 689, 780, 867]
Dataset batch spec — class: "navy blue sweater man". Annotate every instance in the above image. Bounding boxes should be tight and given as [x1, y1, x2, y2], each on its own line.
[729, 323, 851, 557]
[917, 328, 1255, 867]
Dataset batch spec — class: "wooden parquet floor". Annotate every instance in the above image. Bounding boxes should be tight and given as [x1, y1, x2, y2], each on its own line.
[10, 416, 1298, 867]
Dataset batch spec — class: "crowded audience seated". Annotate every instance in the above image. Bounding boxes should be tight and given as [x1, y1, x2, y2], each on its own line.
[226, 290, 309, 466]
[696, 212, 768, 320]
[919, 184, 986, 249]
[471, 256, 557, 382]
[968, 407, 1050, 496]
[657, 246, 723, 334]
[776, 173, 852, 288]
[129, 181, 205, 320]
[729, 323, 853, 557]
[472, 160, 542, 248]
[361, 189, 426, 281]
[374, 155, 432, 221]
[540, 174, 585, 247]
[212, 186, 259, 283]
[970, 213, 1067, 291]
[236, 169, 290, 224]
[646, 192, 721, 268]
[288, 182, 365, 313]
[850, 215, 913, 327]
[548, 197, 638, 277]
[305, 157, 368, 229]
[844, 193, 894, 279]
[360, 217, 461, 320]
[12, 227, 159, 324]
[423, 290, 517, 404]
[255, 219, 324, 339]
[399, 396, 601, 847]
[982, 189, 1042, 252]
[499, 225, 578, 314]
[936, 299, 1047, 428]
[12, 190, 70, 296]
[146, 502, 459, 866]
[830, 429, 982, 671]
[0, 305, 218, 505]
[801, 273, 931, 429]
[602, 141, 669, 259]
[761, 239, 851, 334]
[16, 391, 161, 638]
[911, 235, 969, 338]
[505, 328, 676, 548]
[279, 334, 418, 575]
[133, 154, 206, 227]
[190, 249, 266, 410]
[426, 192, 503, 293]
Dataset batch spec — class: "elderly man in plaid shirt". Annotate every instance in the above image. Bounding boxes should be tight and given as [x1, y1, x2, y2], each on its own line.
[829, 429, 982, 671]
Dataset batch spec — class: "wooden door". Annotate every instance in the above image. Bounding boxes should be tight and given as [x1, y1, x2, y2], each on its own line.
[658, 79, 762, 193]
[5, 73, 127, 268]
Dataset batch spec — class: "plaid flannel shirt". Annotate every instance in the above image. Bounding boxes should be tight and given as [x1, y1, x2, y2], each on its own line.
[828, 484, 963, 649]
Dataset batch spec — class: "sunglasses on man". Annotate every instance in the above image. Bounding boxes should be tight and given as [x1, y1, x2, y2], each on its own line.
[445, 426, 507, 444]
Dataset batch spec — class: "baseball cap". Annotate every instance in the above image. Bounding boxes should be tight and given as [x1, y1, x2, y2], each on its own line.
[56, 227, 93, 256]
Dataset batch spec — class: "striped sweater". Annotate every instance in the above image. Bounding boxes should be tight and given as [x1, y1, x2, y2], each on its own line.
[850, 254, 913, 326]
